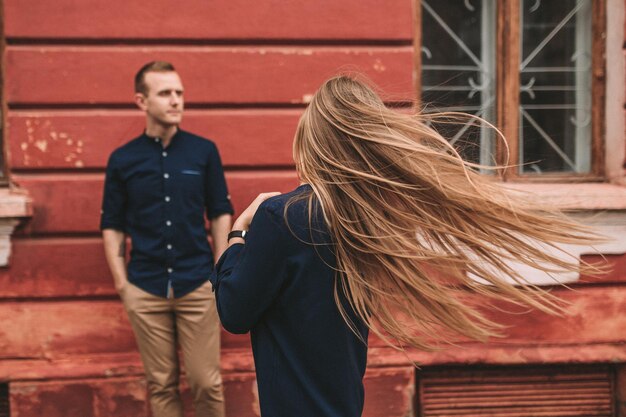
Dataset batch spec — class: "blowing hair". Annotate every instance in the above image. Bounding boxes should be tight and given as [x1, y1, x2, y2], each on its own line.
[290, 74, 604, 351]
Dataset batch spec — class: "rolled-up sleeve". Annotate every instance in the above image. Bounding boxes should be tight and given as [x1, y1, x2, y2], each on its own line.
[100, 153, 126, 231]
[210, 203, 288, 334]
[205, 144, 234, 219]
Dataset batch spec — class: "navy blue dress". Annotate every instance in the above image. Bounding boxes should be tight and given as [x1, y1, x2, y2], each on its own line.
[210, 184, 369, 417]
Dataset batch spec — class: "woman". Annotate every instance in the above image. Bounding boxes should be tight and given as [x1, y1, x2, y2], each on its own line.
[209, 75, 600, 417]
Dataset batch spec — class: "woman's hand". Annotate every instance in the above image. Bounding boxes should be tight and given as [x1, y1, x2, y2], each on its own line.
[232, 192, 281, 232]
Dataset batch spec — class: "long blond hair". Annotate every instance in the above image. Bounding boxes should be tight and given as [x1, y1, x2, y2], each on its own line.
[291, 75, 603, 351]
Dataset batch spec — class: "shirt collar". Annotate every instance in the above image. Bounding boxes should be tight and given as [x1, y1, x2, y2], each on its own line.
[142, 127, 182, 147]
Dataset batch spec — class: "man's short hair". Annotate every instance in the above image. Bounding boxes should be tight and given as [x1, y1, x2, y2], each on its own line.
[135, 61, 176, 95]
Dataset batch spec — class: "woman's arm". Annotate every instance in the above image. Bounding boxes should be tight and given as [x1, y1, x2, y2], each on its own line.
[210, 193, 286, 334]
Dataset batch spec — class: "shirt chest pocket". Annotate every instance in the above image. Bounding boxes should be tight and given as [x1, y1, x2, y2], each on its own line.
[178, 169, 205, 201]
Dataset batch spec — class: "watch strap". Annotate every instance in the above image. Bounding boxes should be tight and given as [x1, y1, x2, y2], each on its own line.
[228, 230, 247, 241]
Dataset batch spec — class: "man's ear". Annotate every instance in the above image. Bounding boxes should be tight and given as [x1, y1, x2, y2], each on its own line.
[134, 93, 147, 111]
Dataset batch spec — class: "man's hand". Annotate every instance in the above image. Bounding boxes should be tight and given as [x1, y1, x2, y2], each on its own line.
[102, 229, 129, 294]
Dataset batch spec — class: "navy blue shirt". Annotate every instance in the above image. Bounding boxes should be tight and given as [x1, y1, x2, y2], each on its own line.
[101, 129, 233, 298]
[211, 185, 368, 417]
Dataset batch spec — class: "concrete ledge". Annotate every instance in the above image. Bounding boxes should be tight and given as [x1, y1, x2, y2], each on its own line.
[502, 182, 626, 210]
[0, 187, 32, 265]
[0, 187, 32, 218]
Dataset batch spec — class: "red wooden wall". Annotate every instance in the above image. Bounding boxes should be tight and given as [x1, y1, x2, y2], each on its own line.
[1, 1, 625, 416]
[0, 1, 419, 416]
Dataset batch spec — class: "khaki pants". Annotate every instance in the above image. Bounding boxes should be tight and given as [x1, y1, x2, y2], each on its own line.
[120, 280, 225, 417]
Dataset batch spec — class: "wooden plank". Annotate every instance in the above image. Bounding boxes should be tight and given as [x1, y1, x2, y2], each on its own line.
[369, 342, 626, 370]
[15, 174, 108, 234]
[4, 0, 413, 41]
[2, 287, 626, 361]
[363, 367, 415, 417]
[9, 368, 413, 417]
[0, 238, 112, 298]
[0, 351, 256, 383]
[6, 46, 415, 105]
[2, 237, 625, 299]
[3, 342, 626, 384]
[11, 373, 260, 417]
[485, 285, 626, 345]
[9, 367, 414, 417]
[14, 171, 300, 234]
[0, 300, 249, 359]
[8, 110, 301, 169]
[0, 301, 136, 358]
[366, 286, 626, 348]
[580, 253, 626, 284]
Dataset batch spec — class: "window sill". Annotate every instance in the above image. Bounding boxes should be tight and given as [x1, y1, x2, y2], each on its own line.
[0, 188, 32, 266]
[501, 182, 626, 211]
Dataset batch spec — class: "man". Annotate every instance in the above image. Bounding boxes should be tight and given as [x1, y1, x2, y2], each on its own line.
[101, 61, 232, 417]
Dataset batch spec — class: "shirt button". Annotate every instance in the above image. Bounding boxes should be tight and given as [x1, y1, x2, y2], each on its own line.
[154, 138, 160, 143]
[167, 268, 173, 273]
[166, 220, 172, 226]
[165, 196, 170, 202]
[162, 151, 168, 157]
[164, 173, 169, 179]
[167, 244, 172, 250]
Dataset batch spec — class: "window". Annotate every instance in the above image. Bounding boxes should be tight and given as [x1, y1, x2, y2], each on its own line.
[419, 0, 605, 179]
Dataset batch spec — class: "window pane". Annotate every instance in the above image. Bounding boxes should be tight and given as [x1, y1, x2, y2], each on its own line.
[421, 0, 496, 167]
[519, 0, 592, 174]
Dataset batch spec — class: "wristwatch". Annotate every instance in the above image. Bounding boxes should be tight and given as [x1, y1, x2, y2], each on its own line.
[228, 230, 247, 241]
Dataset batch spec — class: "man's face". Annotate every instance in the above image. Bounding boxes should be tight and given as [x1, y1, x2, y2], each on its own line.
[136, 71, 184, 126]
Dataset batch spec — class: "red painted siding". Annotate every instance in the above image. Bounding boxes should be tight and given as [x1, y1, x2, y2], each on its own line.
[9, 367, 415, 417]
[4, 0, 414, 41]
[2, 0, 626, 415]
[12, 172, 300, 234]
[6, 47, 414, 105]
[1, 1, 419, 414]
[8, 110, 301, 169]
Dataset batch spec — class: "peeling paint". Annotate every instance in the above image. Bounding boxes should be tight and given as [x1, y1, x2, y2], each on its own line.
[302, 94, 313, 103]
[12, 384, 37, 395]
[34, 140, 48, 153]
[20, 143, 28, 151]
[373, 59, 386, 72]
[75, 160, 84, 168]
